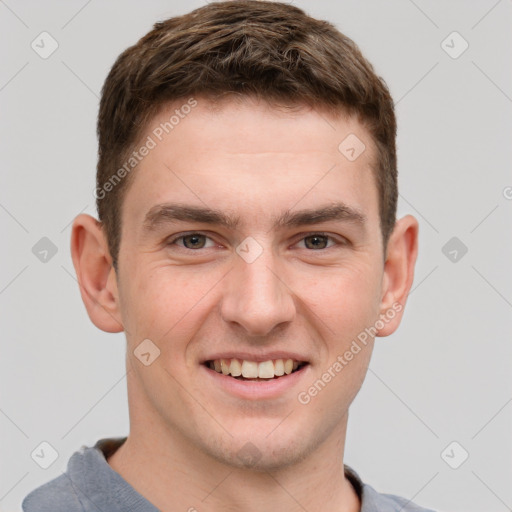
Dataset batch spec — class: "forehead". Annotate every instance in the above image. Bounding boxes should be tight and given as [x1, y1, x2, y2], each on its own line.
[120, 97, 379, 234]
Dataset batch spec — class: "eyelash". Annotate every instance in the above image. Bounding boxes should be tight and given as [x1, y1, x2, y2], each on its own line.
[166, 231, 347, 251]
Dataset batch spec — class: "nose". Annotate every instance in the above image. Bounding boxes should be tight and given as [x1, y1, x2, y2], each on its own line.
[220, 245, 296, 338]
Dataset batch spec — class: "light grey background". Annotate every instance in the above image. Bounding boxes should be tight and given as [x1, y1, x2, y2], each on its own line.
[1, 1, 511, 511]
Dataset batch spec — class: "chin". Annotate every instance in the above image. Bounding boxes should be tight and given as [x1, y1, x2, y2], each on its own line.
[197, 425, 320, 472]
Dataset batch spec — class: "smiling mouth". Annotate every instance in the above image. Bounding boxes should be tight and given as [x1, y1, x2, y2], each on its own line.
[205, 358, 308, 381]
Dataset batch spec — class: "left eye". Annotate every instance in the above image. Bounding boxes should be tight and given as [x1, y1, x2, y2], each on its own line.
[168, 232, 340, 251]
[297, 233, 338, 250]
[170, 233, 216, 250]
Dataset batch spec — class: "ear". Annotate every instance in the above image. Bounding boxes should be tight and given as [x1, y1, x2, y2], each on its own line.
[70, 213, 124, 333]
[375, 214, 419, 337]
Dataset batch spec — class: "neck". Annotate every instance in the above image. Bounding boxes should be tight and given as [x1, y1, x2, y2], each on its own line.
[108, 419, 360, 512]
[108, 368, 360, 512]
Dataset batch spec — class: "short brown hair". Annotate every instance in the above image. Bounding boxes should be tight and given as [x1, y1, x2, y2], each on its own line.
[96, 0, 397, 270]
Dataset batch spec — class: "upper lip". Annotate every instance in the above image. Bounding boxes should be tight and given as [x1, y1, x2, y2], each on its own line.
[201, 352, 309, 364]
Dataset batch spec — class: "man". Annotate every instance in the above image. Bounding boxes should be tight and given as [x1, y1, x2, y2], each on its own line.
[22, 1, 434, 510]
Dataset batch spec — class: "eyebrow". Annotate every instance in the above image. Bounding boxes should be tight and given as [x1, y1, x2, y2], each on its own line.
[142, 202, 367, 233]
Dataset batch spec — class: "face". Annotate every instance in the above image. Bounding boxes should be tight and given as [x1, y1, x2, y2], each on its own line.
[114, 97, 388, 469]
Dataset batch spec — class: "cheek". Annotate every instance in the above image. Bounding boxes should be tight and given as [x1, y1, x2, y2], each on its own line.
[312, 266, 380, 399]
[305, 263, 382, 334]
[119, 252, 382, 349]
[120, 261, 222, 344]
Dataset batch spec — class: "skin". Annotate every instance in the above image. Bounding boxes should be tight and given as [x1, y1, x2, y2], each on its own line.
[71, 96, 418, 512]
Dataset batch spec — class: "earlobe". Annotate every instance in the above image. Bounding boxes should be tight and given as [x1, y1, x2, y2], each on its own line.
[376, 214, 419, 337]
[70, 213, 124, 333]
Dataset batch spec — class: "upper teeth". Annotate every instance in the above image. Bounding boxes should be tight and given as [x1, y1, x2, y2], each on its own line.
[211, 358, 300, 378]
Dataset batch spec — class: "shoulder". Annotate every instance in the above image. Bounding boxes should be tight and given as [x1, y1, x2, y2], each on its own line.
[344, 465, 437, 512]
[362, 484, 437, 512]
[21, 439, 127, 512]
[22, 472, 85, 512]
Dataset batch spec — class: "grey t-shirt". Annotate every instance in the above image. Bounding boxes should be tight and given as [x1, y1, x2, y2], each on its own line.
[22, 438, 436, 512]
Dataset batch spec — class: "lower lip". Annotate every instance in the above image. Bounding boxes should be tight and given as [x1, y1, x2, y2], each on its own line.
[200, 364, 310, 400]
